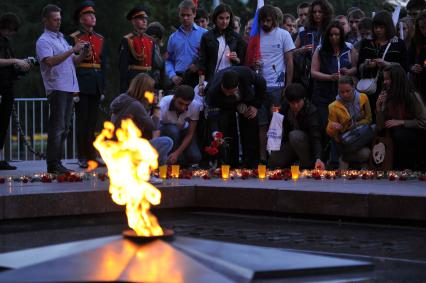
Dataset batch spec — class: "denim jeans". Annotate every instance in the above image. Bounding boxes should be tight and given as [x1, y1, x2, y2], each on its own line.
[46, 91, 74, 167]
[150, 136, 173, 166]
[160, 123, 201, 166]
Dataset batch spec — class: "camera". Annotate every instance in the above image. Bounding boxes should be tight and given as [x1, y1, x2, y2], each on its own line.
[13, 57, 38, 78]
[25, 57, 39, 66]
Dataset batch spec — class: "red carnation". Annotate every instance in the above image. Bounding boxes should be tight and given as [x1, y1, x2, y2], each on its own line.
[57, 175, 65, 183]
[210, 147, 219, 155]
[211, 140, 220, 148]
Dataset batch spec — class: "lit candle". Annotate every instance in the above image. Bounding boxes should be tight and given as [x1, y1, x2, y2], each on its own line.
[159, 165, 168, 179]
[171, 165, 180, 179]
[221, 165, 230, 180]
[291, 165, 300, 181]
[258, 164, 266, 179]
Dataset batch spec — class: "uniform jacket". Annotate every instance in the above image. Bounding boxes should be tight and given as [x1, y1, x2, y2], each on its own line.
[69, 28, 106, 95]
[118, 31, 157, 92]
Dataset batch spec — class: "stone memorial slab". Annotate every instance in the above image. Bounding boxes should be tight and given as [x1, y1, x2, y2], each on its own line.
[0, 235, 373, 282]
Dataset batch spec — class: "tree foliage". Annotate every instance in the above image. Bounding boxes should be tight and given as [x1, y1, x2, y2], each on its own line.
[1, 0, 385, 99]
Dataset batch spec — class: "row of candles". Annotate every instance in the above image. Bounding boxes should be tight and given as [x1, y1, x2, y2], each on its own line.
[158, 164, 301, 180]
[1, 166, 422, 185]
[158, 165, 423, 181]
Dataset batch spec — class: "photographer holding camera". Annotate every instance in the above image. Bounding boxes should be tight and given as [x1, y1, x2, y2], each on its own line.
[36, 4, 88, 174]
[0, 12, 32, 170]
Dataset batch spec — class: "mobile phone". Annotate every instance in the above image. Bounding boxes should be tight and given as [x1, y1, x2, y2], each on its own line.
[305, 32, 314, 47]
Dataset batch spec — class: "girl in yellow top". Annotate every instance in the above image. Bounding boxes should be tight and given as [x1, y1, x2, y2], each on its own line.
[327, 76, 372, 169]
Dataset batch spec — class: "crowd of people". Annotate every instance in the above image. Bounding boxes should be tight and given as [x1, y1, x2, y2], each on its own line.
[0, 0, 426, 174]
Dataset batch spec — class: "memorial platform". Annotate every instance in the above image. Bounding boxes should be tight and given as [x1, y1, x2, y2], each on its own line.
[1, 160, 425, 222]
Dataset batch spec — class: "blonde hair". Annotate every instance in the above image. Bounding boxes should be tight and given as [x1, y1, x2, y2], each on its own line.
[127, 73, 155, 103]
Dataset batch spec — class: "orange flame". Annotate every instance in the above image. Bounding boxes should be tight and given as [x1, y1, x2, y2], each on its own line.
[144, 91, 154, 104]
[86, 160, 98, 172]
[93, 119, 163, 236]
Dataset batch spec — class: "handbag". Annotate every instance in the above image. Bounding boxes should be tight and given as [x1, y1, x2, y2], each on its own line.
[356, 77, 377, 95]
[340, 124, 374, 153]
[369, 130, 394, 170]
[356, 42, 392, 95]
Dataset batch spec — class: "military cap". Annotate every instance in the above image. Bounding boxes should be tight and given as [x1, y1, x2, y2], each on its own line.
[74, 1, 96, 21]
[126, 4, 149, 20]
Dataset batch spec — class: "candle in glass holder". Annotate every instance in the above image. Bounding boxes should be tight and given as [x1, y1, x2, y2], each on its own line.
[221, 165, 230, 180]
[159, 165, 168, 179]
[291, 165, 300, 180]
[258, 164, 266, 179]
[171, 165, 180, 178]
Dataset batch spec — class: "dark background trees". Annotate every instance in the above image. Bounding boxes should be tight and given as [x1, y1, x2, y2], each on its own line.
[1, 0, 385, 101]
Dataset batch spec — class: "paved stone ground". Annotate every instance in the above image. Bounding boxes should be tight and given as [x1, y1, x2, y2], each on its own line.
[1, 160, 426, 280]
[1, 210, 426, 281]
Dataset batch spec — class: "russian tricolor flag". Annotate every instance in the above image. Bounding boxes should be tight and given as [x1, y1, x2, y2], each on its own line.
[245, 0, 264, 68]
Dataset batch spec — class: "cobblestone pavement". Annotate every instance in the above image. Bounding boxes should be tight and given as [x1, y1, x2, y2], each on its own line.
[1, 210, 426, 281]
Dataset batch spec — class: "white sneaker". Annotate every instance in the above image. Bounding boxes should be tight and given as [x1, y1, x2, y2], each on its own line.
[149, 176, 163, 184]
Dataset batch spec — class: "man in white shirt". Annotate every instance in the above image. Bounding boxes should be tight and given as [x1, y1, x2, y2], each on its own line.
[36, 4, 87, 174]
[159, 85, 202, 166]
[254, 5, 295, 163]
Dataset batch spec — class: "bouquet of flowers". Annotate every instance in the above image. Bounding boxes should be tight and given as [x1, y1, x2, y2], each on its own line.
[204, 131, 230, 168]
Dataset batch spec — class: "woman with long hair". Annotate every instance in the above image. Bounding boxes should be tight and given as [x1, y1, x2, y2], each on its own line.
[327, 76, 372, 169]
[110, 73, 173, 166]
[311, 20, 357, 128]
[357, 11, 408, 121]
[376, 63, 426, 170]
[408, 11, 426, 101]
[295, 0, 334, 51]
[198, 4, 246, 84]
[293, 0, 334, 92]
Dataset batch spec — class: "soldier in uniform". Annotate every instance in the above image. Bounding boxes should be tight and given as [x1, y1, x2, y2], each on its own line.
[119, 4, 158, 93]
[69, 1, 106, 168]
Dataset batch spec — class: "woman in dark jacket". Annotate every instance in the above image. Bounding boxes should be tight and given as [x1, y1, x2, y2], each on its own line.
[293, 0, 334, 92]
[311, 20, 356, 129]
[198, 4, 246, 85]
[357, 11, 408, 121]
[110, 73, 173, 165]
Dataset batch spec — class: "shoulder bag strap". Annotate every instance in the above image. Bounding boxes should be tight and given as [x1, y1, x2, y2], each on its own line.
[374, 42, 392, 80]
